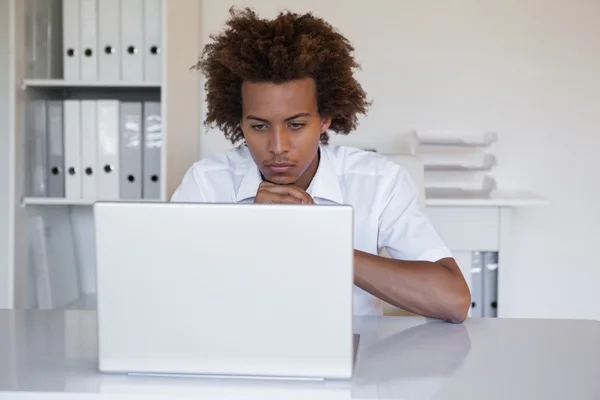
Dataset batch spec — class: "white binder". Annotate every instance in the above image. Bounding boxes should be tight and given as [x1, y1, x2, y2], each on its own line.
[98, 0, 121, 81]
[80, 100, 97, 201]
[120, 0, 144, 81]
[119, 102, 143, 199]
[142, 101, 163, 199]
[79, 0, 98, 81]
[62, 0, 80, 80]
[64, 100, 82, 199]
[143, 0, 162, 81]
[46, 100, 65, 198]
[97, 100, 121, 200]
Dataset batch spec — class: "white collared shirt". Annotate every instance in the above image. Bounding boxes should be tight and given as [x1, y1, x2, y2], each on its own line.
[171, 144, 452, 316]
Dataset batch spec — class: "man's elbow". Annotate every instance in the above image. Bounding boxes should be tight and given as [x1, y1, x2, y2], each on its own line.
[435, 259, 472, 323]
[445, 286, 471, 324]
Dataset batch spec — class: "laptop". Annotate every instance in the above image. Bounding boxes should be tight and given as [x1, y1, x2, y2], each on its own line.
[93, 202, 355, 380]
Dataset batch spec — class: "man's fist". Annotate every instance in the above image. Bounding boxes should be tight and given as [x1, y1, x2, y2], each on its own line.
[254, 181, 315, 204]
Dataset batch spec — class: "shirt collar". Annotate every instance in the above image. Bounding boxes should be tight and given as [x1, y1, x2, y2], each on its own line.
[235, 145, 344, 205]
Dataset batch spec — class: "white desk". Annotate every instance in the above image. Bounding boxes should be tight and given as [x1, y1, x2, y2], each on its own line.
[1, 311, 599, 399]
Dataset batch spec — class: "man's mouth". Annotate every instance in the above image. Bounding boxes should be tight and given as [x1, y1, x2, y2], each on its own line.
[266, 164, 294, 174]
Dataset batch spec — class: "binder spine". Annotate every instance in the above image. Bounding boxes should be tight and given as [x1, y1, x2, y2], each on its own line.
[119, 102, 143, 199]
[47, 100, 65, 198]
[482, 251, 499, 317]
[470, 251, 483, 317]
[142, 101, 163, 199]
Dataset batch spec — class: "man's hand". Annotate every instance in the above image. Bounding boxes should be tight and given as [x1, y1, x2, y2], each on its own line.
[254, 181, 315, 204]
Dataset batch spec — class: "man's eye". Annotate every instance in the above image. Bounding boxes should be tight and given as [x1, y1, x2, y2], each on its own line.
[252, 124, 268, 131]
[289, 123, 305, 130]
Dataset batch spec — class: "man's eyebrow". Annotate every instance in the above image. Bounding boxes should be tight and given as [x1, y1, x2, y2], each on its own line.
[245, 113, 312, 122]
[246, 115, 269, 122]
[285, 113, 311, 121]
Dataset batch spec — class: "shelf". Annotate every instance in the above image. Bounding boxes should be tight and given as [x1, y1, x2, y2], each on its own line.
[21, 197, 164, 206]
[2, 0, 202, 311]
[22, 197, 95, 206]
[22, 79, 161, 89]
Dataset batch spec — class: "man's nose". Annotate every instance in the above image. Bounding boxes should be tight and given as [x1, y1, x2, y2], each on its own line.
[268, 127, 291, 155]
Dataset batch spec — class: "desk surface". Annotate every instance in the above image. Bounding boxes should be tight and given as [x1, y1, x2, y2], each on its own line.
[1, 310, 599, 399]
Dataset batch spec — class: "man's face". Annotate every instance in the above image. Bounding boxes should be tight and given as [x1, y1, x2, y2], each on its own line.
[240, 77, 331, 188]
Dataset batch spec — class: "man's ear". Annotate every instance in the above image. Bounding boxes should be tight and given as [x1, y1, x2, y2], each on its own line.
[320, 116, 332, 133]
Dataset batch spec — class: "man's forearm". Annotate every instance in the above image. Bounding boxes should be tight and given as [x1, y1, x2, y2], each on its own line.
[353, 250, 471, 323]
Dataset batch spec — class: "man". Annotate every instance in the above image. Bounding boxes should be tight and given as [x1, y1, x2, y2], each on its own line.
[171, 7, 471, 323]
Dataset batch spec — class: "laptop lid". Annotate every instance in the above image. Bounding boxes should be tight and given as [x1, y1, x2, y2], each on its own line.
[94, 202, 354, 380]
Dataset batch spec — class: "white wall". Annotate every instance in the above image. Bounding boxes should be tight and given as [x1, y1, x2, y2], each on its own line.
[196, 0, 600, 320]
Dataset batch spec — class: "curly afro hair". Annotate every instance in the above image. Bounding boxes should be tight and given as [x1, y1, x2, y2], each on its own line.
[192, 7, 371, 144]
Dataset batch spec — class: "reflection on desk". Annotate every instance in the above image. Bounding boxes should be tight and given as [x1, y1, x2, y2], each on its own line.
[353, 320, 470, 399]
[1, 311, 600, 399]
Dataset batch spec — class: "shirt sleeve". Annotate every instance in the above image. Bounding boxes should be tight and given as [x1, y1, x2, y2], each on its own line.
[377, 166, 452, 262]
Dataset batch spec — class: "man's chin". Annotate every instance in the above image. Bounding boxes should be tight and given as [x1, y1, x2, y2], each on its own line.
[264, 175, 297, 185]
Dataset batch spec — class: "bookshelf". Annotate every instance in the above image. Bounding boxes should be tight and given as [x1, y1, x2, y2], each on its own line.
[0, 0, 202, 309]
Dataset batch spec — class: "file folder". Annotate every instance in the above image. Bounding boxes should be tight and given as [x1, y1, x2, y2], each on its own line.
[46, 100, 65, 198]
[79, 0, 98, 81]
[62, 0, 80, 80]
[43, 208, 81, 308]
[24, 101, 35, 196]
[26, 0, 62, 79]
[482, 251, 499, 317]
[143, 0, 162, 81]
[470, 251, 483, 317]
[28, 210, 80, 309]
[119, 102, 143, 199]
[46, 0, 63, 79]
[32, 0, 49, 79]
[31, 99, 48, 197]
[80, 100, 97, 200]
[98, 0, 121, 81]
[64, 100, 82, 199]
[28, 215, 51, 309]
[142, 101, 162, 199]
[70, 207, 97, 296]
[120, 0, 144, 81]
[25, 0, 35, 78]
[97, 100, 121, 200]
